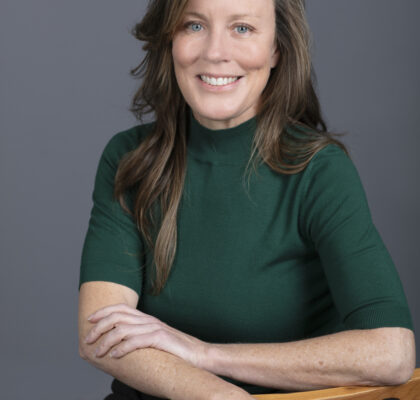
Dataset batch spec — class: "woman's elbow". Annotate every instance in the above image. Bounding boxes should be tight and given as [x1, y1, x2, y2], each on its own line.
[79, 342, 88, 361]
[78, 323, 91, 362]
[78, 324, 99, 365]
[78, 339, 104, 368]
[384, 352, 415, 386]
[374, 328, 416, 386]
[380, 357, 415, 386]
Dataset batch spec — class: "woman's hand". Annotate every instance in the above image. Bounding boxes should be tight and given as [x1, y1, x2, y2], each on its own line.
[83, 303, 210, 369]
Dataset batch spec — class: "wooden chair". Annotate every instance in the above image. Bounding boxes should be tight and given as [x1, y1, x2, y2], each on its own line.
[252, 368, 420, 400]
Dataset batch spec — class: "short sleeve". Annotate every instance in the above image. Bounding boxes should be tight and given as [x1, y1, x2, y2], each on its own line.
[79, 128, 148, 296]
[300, 144, 413, 331]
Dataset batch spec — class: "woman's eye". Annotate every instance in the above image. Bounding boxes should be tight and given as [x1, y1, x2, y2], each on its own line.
[235, 25, 251, 34]
[187, 22, 203, 32]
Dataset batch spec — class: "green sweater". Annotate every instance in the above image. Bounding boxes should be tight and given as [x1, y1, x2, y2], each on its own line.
[79, 109, 413, 399]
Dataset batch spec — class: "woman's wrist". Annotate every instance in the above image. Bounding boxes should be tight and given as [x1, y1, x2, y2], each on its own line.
[200, 345, 254, 400]
[199, 343, 227, 377]
[200, 342, 230, 378]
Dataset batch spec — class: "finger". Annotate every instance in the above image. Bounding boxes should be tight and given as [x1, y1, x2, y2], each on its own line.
[109, 330, 163, 359]
[85, 312, 144, 344]
[95, 323, 162, 357]
[87, 303, 141, 322]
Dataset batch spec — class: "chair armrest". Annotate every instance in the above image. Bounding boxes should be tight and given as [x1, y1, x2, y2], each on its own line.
[252, 368, 420, 400]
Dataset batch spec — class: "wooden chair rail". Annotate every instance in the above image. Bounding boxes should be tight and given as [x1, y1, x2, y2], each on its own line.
[252, 367, 420, 400]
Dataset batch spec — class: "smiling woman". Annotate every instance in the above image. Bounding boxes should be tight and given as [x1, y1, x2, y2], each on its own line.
[78, 0, 416, 399]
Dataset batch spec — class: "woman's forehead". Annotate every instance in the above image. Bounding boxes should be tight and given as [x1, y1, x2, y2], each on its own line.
[183, 0, 274, 20]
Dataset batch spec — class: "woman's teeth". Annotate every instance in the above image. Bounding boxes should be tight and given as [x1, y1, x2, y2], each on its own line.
[200, 75, 240, 86]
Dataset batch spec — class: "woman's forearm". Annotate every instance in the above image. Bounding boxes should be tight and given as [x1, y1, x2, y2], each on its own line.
[82, 344, 252, 400]
[201, 327, 415, 392]
[78, 281, 253, 400]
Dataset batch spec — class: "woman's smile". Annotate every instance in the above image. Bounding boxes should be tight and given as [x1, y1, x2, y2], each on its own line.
[197, 74, 243, 90]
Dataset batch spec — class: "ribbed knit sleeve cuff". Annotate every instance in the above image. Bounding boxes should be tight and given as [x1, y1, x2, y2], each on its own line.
[343, 301, 414, 331]
[78, 262, 143, 296]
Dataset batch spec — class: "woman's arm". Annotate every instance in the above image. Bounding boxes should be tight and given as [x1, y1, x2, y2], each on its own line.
[80, 290, 415, 393]
[78, 281, 254, 400]
[199, 327, 416, 392]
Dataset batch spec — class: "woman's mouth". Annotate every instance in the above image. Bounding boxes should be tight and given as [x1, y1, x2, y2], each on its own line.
[197, 75, 243, 90]
[199, 75, 242, 86]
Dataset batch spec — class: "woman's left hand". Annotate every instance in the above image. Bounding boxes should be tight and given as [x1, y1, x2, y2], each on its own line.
[84, 303, 210, 369]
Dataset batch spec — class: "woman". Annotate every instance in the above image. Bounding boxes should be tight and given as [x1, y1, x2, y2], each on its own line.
[78, 0, 416, 399]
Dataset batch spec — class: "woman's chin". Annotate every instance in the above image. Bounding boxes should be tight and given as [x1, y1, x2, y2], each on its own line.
[191, 106, 250, 129]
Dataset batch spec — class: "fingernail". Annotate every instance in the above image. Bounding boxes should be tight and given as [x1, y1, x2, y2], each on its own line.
[110, 350, 117, 358]
[87, 314, 93, 321]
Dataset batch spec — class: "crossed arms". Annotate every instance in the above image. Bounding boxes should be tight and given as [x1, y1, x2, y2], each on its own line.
[78, 281, 416, 400]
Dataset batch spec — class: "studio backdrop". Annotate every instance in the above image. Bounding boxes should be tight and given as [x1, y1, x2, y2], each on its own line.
[0, 1, 418, 399]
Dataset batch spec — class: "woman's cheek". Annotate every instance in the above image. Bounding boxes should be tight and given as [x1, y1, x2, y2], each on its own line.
[173, 37, 202, 66]
[234, 41, 273, 71]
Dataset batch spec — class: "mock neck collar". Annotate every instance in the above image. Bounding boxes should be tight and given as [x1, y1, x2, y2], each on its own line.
[186, 107, 257, 165]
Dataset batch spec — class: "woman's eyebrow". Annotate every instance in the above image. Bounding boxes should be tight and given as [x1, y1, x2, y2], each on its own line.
[184, 11, 260, 21]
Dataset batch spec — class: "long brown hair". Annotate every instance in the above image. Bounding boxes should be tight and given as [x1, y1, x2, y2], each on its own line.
[115, 0, 347, 295]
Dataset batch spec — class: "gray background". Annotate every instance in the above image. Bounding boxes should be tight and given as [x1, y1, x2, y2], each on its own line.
[1, 0, 418, 399]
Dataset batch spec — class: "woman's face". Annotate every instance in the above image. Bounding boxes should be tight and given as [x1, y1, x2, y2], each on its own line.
[172, 0, 279, 129]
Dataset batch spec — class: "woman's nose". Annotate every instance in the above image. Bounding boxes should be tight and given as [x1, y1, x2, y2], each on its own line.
[202, 29, 231, 63]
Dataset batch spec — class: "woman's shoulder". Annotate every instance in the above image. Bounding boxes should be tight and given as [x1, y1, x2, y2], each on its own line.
[102, 121, 156, 158]
[285, 122, 347, 151]
[299, 142, 368, 212]
[284, 123, 351, 172]
[302, 143, 356, 188]
[311, 143, 350, 164]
